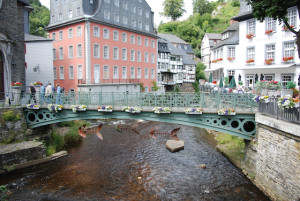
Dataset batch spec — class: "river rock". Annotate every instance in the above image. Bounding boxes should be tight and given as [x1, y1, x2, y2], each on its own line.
[166, 140, 184, 152]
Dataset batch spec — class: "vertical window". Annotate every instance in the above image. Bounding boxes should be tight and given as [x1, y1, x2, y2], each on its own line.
[69, 66, 74, 79]
[137, 36, 141, 45]
[137, 67, 141, 79]
[59, 31, 63, 40]
[130, 49, 135, 61]
[59, 47, 63, 59]
[114, 13, 119, 22]
[122, 48, 127, 60]
[104, 10, 110, 20]
[266, 44, 275, 60]
[145, 68, 149, 79]
[144, 52, 149, 63]
[113, 66, 119, 79]
[59, 13, 63, 21]
[114, 0, 119, 7]
[93, 44, 100, 58]
[123, 16, 128, 25]
[122, 32, 127, 42]
[68, 45, 73, 58]
[113, 31, 119, 41]
[247, 20, 256, 35]
[283, 42, 295, 61]
[138, 21, 142, 29]
[68, 10, 73, 18]
[131, 19, 136, 27]
[145, 10, 150, 18]
[76, 7, 81, 16]
[77, 44, 82, 57]
[94, 64, 100, 83]
[151, 68, 155, 79]
[245, 3, 252, 11]
[59, 66, 64, 79]
[138, 7, 142, 15]
[103, 66, 109, 79]
[52, 32, 56, 40]
[132, 5, 136, 13]
[68, 28, 73, 38]
[137, 51, 141, 62]
[123, 1, 128, 10]
[145, 39, 149, 46]
[93, 26, 100, 37]
[264, 74, 275, 81]
[130, 35, 135, 44]
[78, 65, 83, 79]
[103, 45, 109, 59]
[247, 47, 255, 62]
[281, 74, 293, 88]
[245, 74, 254, 87]
[130, 67, 135, 78]
[287, 9, 297, 27]
[53, 49, 56, 60]
[51, 15, 55, 23]
[145, 24, 149, 31]
[151, 53, 155, 63]
[122, 66, 127, 78]
[151, 39, 155, 48]
[113, 47, 119, 60]
[53, 67, 57, 79]
[265, 17, 276, 32]
[228, 47, 235, 58]
[103, 28, 109, 39]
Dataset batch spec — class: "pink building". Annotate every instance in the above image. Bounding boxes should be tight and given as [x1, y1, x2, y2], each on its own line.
[47, 0, 157, 92]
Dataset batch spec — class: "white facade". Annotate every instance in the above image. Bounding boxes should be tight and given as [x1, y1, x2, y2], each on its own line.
[25, 35, 54, 89]
[201, 35, 211, 68]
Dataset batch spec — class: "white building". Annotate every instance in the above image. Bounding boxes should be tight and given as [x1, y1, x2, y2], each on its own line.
[25, 34, 54, 88]
[201, 33, 222, 72]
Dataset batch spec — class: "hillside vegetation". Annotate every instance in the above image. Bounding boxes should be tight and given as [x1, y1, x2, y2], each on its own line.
[28, 0, 50, 37]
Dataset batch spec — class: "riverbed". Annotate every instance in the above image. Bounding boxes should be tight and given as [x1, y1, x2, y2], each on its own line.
[0, 120, 269, 201]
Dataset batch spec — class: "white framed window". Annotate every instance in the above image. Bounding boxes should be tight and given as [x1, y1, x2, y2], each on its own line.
[52, 32, 56, 40]
[287, 9, 297, 27]
[114, 0, 119, 7]
[137, 67, 141, 79]
[144, 68, 149, 79]
[247, 20, 256, 35]
[245, 74, 254, 87]
[137, 7, 142, 15]
[151, 53, 155, 63]
[103, 45, 109, 59]
[59, 66, 64, 79]
[59, 31, 63, 40]
[281, 74, 294, 88]
[131, 19, 136, 27]
[68, 28, 73, 38]
[93, 44, 100, 58]
[137, 51, 141, 62]
[51, 15, 55, 23]
[68, 10, 73, 18]
[130, 35, 135, 44]
[247, 47, 255, 61]
[283, 42, 295, 60]
[123, 16, 128, 25]
[130, 66, 135, 78]
[103, 65, 109, 79]
[76, 7, 81, 16]
[122, 32, 127, 42]
[113, 31, 119, 41]
[132, 5, 136, 13]
[114, 13, 119, 22]
[265, 17, 276, 32]
[113, 47, 119, 60]
[151, 39, 155, 48]
[145, 10, 150, 18]
[151, 68, 155, 79]
[69, 65, 74, 79]
[266, 44, 275, 60]
[78, 65, 83, 79]
[59, 47, 63, 59]
[94, 64, 100, 83]
[53, 67, 57, 79]
[123, 1, 127, 10]
[59, 13, 63, 21]
[228, 47, 235, 58]
[53, 49, 56, 60]
[122, 66, 127, 79]
[103, 28, 109, 39]
[93, 26, 100, 37]
[77, 26, 82, 37]
[77, 44, 82, 57]
[264, 74, 275, 81]
[122, 48, 127, 60]
[113, 66, 119, 79]
[138, 21, 142, 29]
[144, 38, 149, 46]
[144, 52, 149, 63]
[137, 36, 141, 45]
[130, 49, 135, 61]
[68, 45, 74, 58]
[245, 3, 252, 11]
[104, 10, 110, 20]
[145, 24, 149, 31]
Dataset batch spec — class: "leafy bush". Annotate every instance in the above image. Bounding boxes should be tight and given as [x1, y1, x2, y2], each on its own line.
[46, 145, 56, 156]
[0, 185, 8, 201]
[286, 81, 296, 89]
[3, 110, 21, 121]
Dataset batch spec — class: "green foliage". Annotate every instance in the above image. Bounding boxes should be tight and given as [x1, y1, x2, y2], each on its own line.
[173, 85, 180, 92]
[3, 164, 15, 172]
[193, 82, 200, 93]
[161, 0, 186, 21]
[286, 81, 296, 89]
[238, 81, 243, 85]
[193, 0, 214, 15]
[230, 0, 240, 7]
[46, 145, 56, 156]
[28, 0, 50, 37]
[152, 81, 159, 91]
[224, 77, 229, 85]
[3, 111, 21, 121]
[196, 63, 206, 81]
[0, 185, 8, 201]
[139, 83, 145, 92]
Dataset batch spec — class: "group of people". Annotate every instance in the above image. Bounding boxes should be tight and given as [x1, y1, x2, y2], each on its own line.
[28, 83, 63, 105]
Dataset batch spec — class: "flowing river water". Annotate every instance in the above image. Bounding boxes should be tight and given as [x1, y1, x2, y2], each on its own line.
[0, 120, 269, 201]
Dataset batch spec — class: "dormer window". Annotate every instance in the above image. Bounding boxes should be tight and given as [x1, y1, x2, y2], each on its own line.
[245, 3, 252, 12]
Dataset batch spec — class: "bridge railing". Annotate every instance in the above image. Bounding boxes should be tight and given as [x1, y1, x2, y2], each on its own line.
[21, 92, 257, 113]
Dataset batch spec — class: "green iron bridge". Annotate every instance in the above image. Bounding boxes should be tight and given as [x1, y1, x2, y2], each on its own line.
[22, 92, 258, 140]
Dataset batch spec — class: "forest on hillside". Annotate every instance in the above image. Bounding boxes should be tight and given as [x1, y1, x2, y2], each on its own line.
[28, 0, 50, 37]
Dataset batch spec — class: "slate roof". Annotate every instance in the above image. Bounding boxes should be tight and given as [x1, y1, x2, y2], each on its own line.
[158, 33, 188, 44]
[212, 30, 239, 50]
[222, 22, 239, 33]
[205, 33, 222, 40]
[25, 34, 53, 42]
[158, 38, 171, 53]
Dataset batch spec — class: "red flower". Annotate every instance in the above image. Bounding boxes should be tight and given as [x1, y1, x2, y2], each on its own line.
[265, 30, 273, 35]
[213, 81, 217, 84]
[246, 33, 254, 39]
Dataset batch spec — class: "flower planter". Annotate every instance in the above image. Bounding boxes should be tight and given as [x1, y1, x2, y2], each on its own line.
[218, 112, 236, 116]
[98, 109, 113, 112]
[71, 105, 87, 112]
[153, 107, 171, 114]
[261, 99, 270, 103]
[123, 107, 142, 113]
[294, 102, 300, 108]
[48, 104, 63, 112]
[98, 106, 113, 112]
[27, 104, 39, 109]
[154, 111, 171, 114]
[185, 108, 203, 114]
[281, 89, 293, 98]
[268, 90, 280, 97]
[76, 108, 86, 111]
[185, 111, 203, 115]
[218, 109, 236, 115]
[125, 110, 141, 114]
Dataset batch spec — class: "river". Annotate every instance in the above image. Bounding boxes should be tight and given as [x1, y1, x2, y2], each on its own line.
[0, 120, 269, 201]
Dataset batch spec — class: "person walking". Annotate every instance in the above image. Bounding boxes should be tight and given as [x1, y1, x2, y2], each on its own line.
[28, 83, 37, 104]
[45, 83, 53, 103]
[56, 83, 63, 105]
[40, 83, 45, 105]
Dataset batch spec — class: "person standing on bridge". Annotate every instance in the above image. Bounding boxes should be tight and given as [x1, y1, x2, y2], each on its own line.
[40, 83, 45, 105]
[45, 83, 53, 103]
[28, 83, 37, 104]
[56, 83, 63, 105]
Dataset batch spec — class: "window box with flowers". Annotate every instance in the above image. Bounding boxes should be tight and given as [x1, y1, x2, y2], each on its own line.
[283, 25, 294, 32]
[253, 95, 270, 103]
[246, 59, 254, 64]
[48, 104, 63, 112]
[33, 81, 43, 86]
[217, 58, 223, 62]
[283, 56, 294, 62]
[265, 30, 273, 35]
[246, 33, 254, 39]
[153, 107, 171, 114]
[265, 58, 274, 65]
[98, 106, 113, 112]
[11, 82, 22, 87]
[218, 109, 236, 115]
[212, 59, 217, 63]
[71, 105, 87, 112]
[123, 106, 142, 113]
[185, 108, 203, 114]
[27, 104, 40, 109]
[278, 96, 299, 109]
[228, 57, 235, 61]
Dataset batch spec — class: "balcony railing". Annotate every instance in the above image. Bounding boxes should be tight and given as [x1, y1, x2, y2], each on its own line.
[78, 79, 141, 85]
[258, 97, 300, 124]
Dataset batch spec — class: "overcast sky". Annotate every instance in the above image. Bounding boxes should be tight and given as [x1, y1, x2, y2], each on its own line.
[39, 0, 194, 26]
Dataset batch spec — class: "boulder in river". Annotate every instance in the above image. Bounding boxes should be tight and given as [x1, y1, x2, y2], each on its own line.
[166, 140, 184, 152]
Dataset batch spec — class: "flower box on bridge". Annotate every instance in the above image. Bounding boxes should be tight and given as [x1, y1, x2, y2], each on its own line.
[48, 104, 63, 113]
[253, 95, 270, 103]
[123, 107, 142, 113]
[218, 109, 236, 115]
[98, 106, 113, 112]
[185, 108, 203, 114]
[71, 105, 87, 112]
[27, 104, 40, 110]
[153, 107, 171, 114]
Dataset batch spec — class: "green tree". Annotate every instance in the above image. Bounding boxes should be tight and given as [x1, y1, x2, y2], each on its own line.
[196, 63, 206, 81]
[28, 0, 50, 37]
[193, 0, 214, 15]
[161, 0, 186, 21]
[246, 0, 300, 58]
